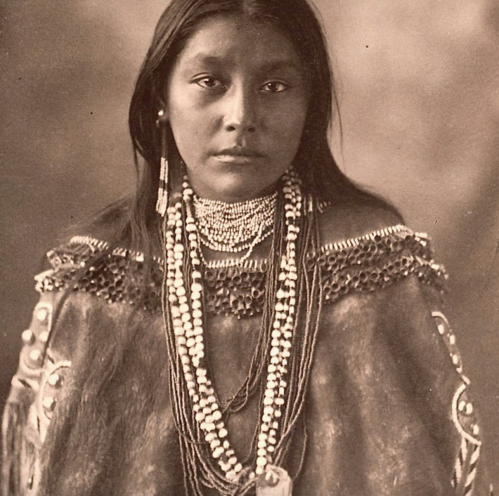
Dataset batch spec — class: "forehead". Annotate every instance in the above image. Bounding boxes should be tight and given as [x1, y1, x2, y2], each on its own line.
[176, 15, 303, 72]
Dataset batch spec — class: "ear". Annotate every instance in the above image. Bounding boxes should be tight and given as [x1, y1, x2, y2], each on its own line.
[156, 108, 169, 127]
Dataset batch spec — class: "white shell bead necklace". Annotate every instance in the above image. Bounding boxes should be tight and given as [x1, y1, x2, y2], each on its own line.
[193, 191, 277, 253]
[165, 170, 302, 489]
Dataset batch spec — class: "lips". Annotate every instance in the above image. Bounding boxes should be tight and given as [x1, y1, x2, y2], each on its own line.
[213, 147, 265, 164]
[216, 146, 264, 157]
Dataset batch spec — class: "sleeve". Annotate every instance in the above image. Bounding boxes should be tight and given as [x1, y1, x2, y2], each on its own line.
[314, 225, 493, 495]
[1, 237, 152, 496]
[390, 283, 493, 495]
[429, 309, 492, 496]
[1, 285, 70, 496]
[375, 283, 493, 496]
[315, 276, 493, 496]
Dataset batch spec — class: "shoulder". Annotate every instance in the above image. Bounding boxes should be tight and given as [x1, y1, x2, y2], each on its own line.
[310, 198, 446, 303]
[36, 233, 163, 313]
[35, 198, 164, 309]
[68, 199, 134, 249]
[317, 198, 404, 247]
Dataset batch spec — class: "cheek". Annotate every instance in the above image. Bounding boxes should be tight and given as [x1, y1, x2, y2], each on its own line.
[170, 104, 197, 135]
[268, 105, 307, 155]
[168, 88, 207, 141]
[169, 109, 207, 160]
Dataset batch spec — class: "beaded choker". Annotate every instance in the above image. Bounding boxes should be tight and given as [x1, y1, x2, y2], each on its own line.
[163, 170, 321, 496]
[193, 191, 277, 268]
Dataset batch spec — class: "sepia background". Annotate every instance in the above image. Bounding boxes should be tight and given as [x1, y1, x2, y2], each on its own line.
[1, 0, 498, 484]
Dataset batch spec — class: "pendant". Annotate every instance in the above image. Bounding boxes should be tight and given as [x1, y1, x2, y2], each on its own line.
[256, 466, 293, 496]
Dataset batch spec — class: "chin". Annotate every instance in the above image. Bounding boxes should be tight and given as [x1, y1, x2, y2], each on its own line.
[187, 162, 285, 202]
[218, 185, 263, 202]
[211, 177, 273, 203]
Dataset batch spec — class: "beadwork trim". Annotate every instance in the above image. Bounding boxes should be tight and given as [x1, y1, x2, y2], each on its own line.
[67, 226, 434, 272]
[39, 238, 166, 312]
[38, 359, 72, 443]
[319, 224, 410, 252]
[429, 309, 483, 494]
[451, 382, 481, 446]
[432, 311, 464, 374]
[36, 225, 446, 317]
[67, 235, 154, 263]
[68, 235, 264, 270]
[310, 226, 445, 305]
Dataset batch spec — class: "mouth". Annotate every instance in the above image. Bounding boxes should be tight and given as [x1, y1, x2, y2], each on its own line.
[213, 147, 265, 165]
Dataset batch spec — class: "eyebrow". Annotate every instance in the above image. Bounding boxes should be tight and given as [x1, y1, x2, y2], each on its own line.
[184, 54, 225, 67]
[183, 54, 302, 73]
[259, 60, 303, 73]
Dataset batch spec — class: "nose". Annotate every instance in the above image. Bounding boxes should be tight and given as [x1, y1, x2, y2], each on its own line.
[223, 84, 257, 135]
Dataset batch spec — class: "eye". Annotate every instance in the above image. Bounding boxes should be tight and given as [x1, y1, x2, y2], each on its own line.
[261, 81, 288, 93]
[195, 76, 225, 90]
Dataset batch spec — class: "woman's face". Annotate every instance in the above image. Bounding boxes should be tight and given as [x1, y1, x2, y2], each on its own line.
[165, 15, 308, 202]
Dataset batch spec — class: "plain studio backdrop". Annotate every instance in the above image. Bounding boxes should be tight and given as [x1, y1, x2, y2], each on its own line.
[1, 0, 498, 485]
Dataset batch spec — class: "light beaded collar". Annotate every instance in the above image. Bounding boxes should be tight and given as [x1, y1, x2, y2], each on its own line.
[193, 190, 277, 251]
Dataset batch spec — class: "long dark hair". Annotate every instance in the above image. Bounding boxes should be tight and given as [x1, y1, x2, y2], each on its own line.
[41, 5, 400, 488]
[104, 0, 396, 255]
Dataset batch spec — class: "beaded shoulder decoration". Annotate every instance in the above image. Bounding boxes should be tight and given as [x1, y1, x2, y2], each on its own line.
[36, 224, 446, 318]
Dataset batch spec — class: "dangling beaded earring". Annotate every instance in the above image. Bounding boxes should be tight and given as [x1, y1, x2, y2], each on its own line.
[156, 109, 169, 217]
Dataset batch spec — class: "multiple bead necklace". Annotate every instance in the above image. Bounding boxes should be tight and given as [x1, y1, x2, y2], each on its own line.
[193, 191, 277, 267]
[164, 170, 302, 494]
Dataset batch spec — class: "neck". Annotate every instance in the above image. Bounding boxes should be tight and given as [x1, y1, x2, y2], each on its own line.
[188, 179, 282, 204]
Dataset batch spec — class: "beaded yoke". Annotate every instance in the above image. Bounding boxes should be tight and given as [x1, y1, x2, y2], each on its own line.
[37, 224, 445, 318]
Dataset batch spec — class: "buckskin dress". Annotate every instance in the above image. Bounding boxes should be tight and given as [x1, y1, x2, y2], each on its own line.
[1, 208, 493, 496]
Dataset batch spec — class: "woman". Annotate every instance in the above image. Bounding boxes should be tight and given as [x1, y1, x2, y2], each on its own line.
[1, 0, 492, 495]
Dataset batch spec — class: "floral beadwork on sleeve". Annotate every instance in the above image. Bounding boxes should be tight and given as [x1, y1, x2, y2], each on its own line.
[451, 380, 482, 493]
[3, 300, 56, 492]
[433, 311, 464, 374]
[37, 352, 72, 443]
[431, 312, 483, 496]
